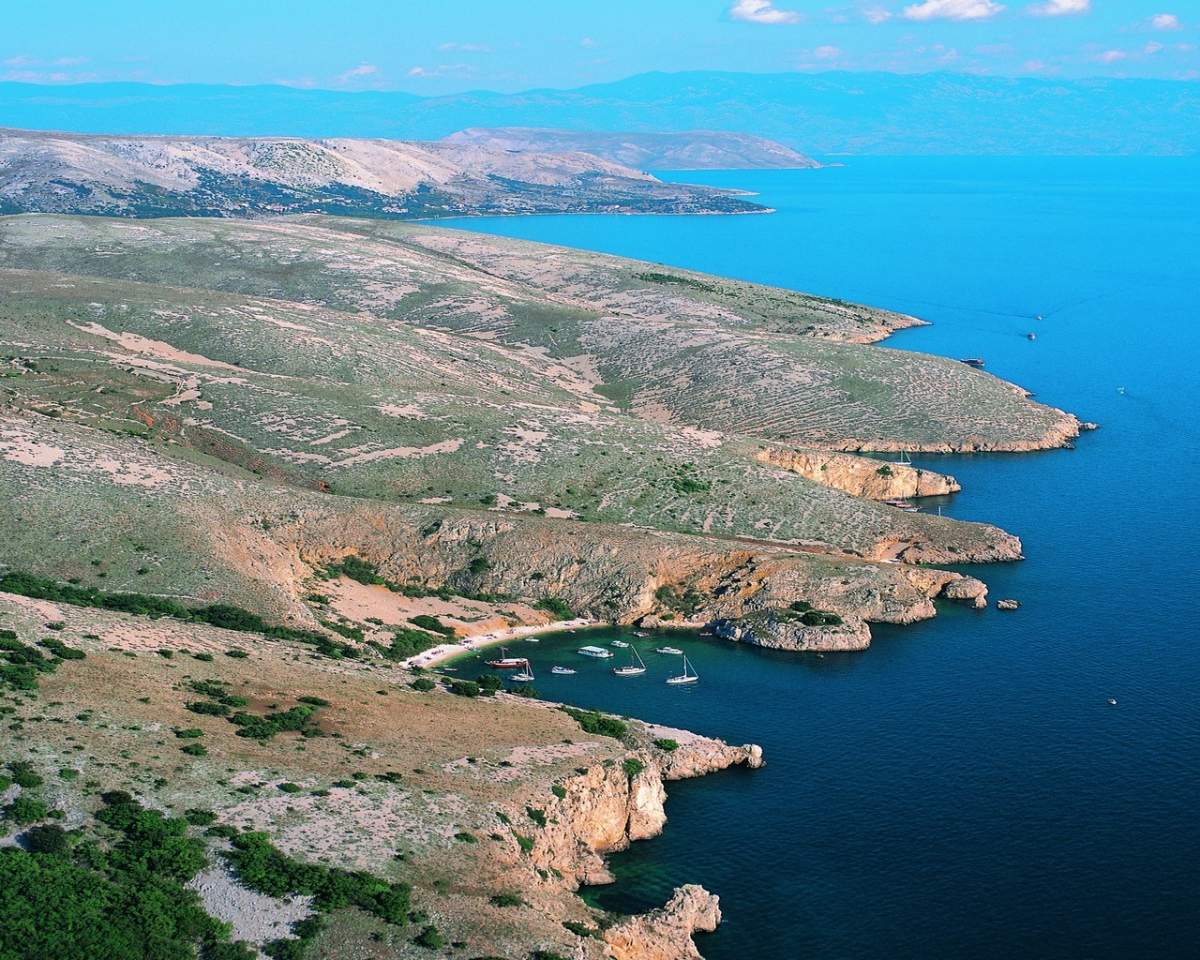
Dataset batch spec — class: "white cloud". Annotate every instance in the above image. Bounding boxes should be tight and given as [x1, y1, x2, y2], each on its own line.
[437, 42, 490, 53]
[580, 37, 598, 48]
[730, 0, 801, 24]
[1023, 58, 1048, 71]
[1096, 49, 1128, 63]
[406, 63, 472, 79]
[1144, 41, 1165, 54]
[814, 45, 842, 58]
[903, 0, 1004, 21]
[864, 6, 893, 23]
[1150, 13, 1181, 30]
[335, 63, 379, 83]
[1028, 0, 1089, 16]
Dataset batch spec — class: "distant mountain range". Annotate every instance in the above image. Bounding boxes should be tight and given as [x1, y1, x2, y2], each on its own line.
[442, 128, 819, 169]
[2, 71, 1197, 155]
[0, 128, 762, 218]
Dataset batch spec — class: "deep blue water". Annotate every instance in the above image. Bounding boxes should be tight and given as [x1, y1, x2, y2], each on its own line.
[441, 159, 1200, 959]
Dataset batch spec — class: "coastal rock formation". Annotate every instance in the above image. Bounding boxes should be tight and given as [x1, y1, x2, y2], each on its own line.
[755, 447, 960, 500]
[940, 577, 989, 609]
[711, 610, 873, 652]
[997, 598, 1021, 610]
[605, 884, 722, 960]
[525, 734, 761, 887]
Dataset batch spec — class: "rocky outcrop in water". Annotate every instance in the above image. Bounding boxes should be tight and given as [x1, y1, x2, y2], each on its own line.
[522, 733, 761, 887]
[711, 610, 873, 651]
[605, 884, 722, 960]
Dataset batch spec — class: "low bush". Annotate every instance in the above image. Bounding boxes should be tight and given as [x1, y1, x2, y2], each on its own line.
[533, 596, 573, 620]
[653, 738, 680, 752]
[561, 707, 627, 740]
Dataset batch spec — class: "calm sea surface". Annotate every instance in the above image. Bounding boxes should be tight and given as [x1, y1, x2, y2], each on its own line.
[441, 159, 1200, 959]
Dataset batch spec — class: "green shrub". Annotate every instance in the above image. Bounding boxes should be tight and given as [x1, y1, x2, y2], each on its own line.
[23, 824, 70, 855]
[526, 807, 546, 828]
[653, 738, 680, 752]
[562, 919, 601, 939]
[184, 809, 217, 827]
[297, 696, 329, 707]
[489, 892, 525, 907]
[224, 832, 410, 924]
[414, 925, 445, 949]
[514, 833, 534, 854]
[410, 615, 454, 636]
[276, 783, 301, 794]
[551, 784, 567, 799]
[561, 707, 627, 740]
[9, 762, 44, 789]
[179, 743, 207, 757]
[174, 728, 204, 739]
[410, 677, 436, 692]
[453, 832, 477, 844]
[622, 758, 646, 780]
[37, 637, 85, 661]
[448, 680, 480, 698]
[534, 596, 573, 620]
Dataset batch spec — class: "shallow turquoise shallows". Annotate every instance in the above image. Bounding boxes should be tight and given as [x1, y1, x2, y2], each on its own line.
[440, 158, 1200, 960]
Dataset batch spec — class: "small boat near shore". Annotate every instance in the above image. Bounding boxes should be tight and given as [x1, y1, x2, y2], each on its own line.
[610, 640, 629, 648]
[666, 653, 699, 685]
[578, 645, 613, 659]
[960, 357, 986, 368]
[551, 665, 576, 675]
[884, 499, 919, 512]
[613, 646, 647, 677]
[656, 645, 683, 656]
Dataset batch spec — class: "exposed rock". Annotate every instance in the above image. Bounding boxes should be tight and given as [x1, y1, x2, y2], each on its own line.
[755, 447, 960, 500]
[524, 732, 761, 887]
[996, 598, 1021, 610]
[940, 576, 989, 609]
[710, 610, 872, 652]
[605, 884, 722, 960]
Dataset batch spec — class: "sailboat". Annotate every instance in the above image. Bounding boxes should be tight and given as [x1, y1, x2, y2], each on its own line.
[613, 645, 646, 677]
[486, 647, 529, 669]
[890, 449, 913, 467]
[665, 653, 699, 685]
[510, 661, 535, 683]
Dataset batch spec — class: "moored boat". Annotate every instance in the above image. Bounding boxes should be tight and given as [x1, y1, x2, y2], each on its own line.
[613, 645, 647, 677]
[486, 647, 530, 669]
[578, 645, 613, 659]
[655, 645, 683, 656]
[666, 653, 699, 685]
[610, 639, 629, 648]
[550, 665, 576, 675]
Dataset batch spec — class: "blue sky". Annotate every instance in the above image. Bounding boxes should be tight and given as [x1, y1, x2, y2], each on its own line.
[3, 1, 1197, 91]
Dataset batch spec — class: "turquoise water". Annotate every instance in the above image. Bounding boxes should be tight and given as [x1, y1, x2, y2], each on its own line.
[441, 159, 1200, 959]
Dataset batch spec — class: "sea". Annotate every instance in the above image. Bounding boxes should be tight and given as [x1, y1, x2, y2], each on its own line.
[441, 158, 1200, 959]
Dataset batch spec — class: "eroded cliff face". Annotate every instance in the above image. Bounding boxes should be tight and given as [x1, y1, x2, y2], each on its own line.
[755, 447, 960, 500]
[605, 885, 723, 960]
[519, 734, 762, 888]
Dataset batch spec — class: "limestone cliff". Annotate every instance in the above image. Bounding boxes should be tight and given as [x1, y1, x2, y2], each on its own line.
[519, 732, 761, 888]
[755, 447, 960, 500]
[605, 885, 722, 960]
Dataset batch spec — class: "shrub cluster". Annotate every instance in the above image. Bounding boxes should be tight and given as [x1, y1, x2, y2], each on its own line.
[561, 707, 627, 740]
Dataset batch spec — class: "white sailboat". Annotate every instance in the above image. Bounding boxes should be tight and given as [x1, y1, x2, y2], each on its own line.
[665, 653, 699, 685]
[890, 450, 913, 466]
[510, 661, 535, 683]
[613, 645, 646, 677]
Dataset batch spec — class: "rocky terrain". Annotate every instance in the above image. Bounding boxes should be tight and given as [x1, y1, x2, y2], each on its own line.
[441, 128, 819, 170]
[0, 210, 1081, 958]
[0, 128, 764, 219]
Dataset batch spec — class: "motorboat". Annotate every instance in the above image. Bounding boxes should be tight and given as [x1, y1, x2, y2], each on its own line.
[578, 645, 613, 659]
